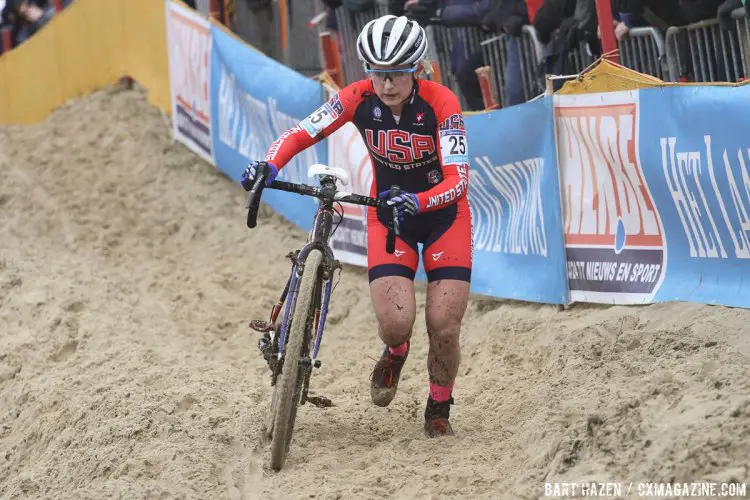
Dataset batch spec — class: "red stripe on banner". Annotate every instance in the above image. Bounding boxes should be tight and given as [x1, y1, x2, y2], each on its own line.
[176, 96, 209, 123]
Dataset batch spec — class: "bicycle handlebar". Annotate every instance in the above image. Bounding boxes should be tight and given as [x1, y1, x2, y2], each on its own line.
[244, 166, 401, 254]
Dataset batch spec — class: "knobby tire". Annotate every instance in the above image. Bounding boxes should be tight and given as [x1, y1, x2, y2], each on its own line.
[269, 249, 322, 470]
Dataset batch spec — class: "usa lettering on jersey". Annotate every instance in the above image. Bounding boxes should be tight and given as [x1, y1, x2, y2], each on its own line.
[365, 130, 436, 165]
[438, 113, 469, 165]
[438, 113, 465, 131]
[374, 156, 440, 171]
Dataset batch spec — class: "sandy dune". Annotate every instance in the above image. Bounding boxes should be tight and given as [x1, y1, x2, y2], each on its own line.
[0, 88, 748, 499]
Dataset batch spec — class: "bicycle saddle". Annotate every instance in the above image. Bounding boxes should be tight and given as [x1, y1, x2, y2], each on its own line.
[308, 164, 349, 186]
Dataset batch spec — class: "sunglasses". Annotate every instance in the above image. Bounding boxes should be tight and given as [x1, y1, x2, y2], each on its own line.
[365, 66, 418, 82]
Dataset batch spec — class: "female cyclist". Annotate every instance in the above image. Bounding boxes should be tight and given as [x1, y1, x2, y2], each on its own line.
[242, 14, 472, 437]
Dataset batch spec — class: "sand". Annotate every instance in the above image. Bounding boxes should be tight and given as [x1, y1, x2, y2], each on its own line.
[0, 87, 748, 500]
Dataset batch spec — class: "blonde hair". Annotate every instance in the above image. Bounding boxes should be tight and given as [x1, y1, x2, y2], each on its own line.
[416, 59, 435, 78]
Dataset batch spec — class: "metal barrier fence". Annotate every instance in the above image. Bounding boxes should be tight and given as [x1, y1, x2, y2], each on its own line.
[567, 42, 597, 75]
[733, 9, 750, 79]
[233, 0, 326, 76]
[195, 0, 211, 16]
[666, 8, 750, 82]
[479, 26, 545, 106]
[619, 27, 667, 80]
[426, 24, 456, 96]
[519, 26, 545, 100]
[332, 7, 492, 108]
[284, 0, 326, 76]
[3, 0, 749, 109]
[209, 3, 750, 109]
[428, 25, 492, 109]
[233, 1, 280, 61]
[480, 34, 509, 106]
[333, 3, 390, 85]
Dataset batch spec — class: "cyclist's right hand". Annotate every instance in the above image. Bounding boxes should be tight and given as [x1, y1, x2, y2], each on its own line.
[241, 161, 279, 191]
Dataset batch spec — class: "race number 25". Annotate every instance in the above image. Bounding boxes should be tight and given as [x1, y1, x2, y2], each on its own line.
[439, 129, 469, 164]
[448, 135, 466, 155]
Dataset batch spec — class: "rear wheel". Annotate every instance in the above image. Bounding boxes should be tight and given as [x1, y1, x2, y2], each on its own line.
[269, 249, 322, 471]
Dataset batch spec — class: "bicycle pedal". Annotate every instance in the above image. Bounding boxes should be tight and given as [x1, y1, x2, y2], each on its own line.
[249, 319, 274, 333]
[305, 395, 334, 408]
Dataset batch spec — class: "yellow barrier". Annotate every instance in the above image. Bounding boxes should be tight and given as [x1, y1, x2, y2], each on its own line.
[0, 0, 170, 125]
[558, 58, 750, 94]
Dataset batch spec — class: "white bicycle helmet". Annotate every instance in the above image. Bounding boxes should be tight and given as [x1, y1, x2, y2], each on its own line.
[356, 15, 428, 68]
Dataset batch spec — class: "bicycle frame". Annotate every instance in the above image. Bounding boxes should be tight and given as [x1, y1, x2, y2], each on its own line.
[245, 164, 401, 397]
[244, 163, 404, 468]
[275, 188, 338, 367]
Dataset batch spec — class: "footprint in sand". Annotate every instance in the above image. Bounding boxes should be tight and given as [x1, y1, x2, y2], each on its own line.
[51, 341, 78, 362]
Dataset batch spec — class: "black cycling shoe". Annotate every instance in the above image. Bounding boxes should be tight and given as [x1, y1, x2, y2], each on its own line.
[370, 341, 410, 407]
[424, 397, 455, 437]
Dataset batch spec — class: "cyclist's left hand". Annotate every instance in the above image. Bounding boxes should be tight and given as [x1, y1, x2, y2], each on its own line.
[241, 161, 278, 191]
[379, 190, 420, 223]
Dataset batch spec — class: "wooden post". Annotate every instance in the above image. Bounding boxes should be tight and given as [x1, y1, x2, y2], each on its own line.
[545, 75, 554, 95]
[320, 31, 344, 88]
[475, 66, 500, 110]
[222, 0, 234, 28]
[209, 0, 223, 24]
[279, 0, 290, 66]
[1, 27, 12, 54]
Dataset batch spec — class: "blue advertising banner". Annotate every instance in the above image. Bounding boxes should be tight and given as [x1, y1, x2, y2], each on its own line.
[437, 97, 569, 304]
[209, 26, 326, 230]
[165, 12, 750, 309]
[639, 85, 750, 308]
[555, 87, 750, 309]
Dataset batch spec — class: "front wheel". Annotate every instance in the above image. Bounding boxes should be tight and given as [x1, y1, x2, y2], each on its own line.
[269, 248, 322, 470]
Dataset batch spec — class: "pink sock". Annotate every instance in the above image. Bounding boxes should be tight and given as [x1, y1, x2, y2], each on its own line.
[388, 341, 408, 357]
[429, 380, 455, 402]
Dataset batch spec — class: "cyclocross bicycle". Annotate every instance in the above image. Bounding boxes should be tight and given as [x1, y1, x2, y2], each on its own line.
[243, 161, 400, 471]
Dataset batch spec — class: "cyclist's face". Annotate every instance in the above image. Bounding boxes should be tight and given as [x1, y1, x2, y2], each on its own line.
[369, 64, 415, 107]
